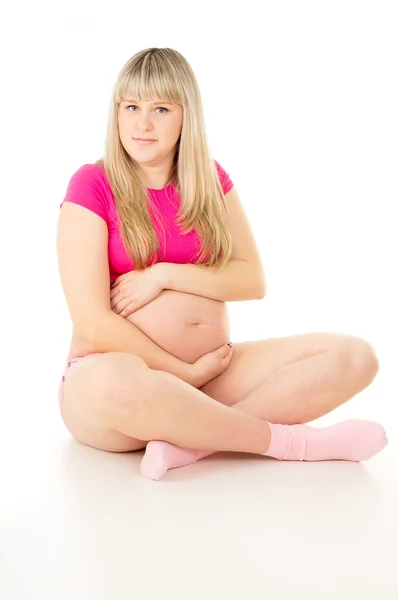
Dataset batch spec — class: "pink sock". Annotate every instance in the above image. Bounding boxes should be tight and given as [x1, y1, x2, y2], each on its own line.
[265, 419, 388, 461]
[140, 442, 215, 480]
[140, 419, 388, 481]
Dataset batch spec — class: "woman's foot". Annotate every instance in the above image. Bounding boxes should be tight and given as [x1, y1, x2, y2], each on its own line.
[265, 419, 388, 461]
[140, 419, 388, 480]
[140, 441, 214, 480]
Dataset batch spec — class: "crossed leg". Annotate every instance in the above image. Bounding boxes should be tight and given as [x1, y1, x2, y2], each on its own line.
[199, 331, 379, 424]
[140, 331, 381, 479]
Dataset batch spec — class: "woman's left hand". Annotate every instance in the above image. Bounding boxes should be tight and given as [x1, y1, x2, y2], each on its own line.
[110, 264, 166, 317]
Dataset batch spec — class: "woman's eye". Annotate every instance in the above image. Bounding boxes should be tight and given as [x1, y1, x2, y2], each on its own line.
[126, 105, 168, 113]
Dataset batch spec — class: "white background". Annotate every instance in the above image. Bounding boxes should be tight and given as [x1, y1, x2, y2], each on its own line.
[1, 3, 397, 598]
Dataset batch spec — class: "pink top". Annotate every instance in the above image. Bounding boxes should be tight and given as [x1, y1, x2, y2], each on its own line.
[60, 160, 234, 285]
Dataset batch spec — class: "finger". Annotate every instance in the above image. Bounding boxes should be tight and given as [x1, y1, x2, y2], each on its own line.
[110, 297, 119, 310]
[219, 343, 232, 353]
[112, 304, 120, 314]
[222, 351, 233, 363]
[110, 292, 122, 306]
[215, 346, 229, 360]
[222, 343, 234, 361]
[114, 299, 129, 314]
[120, 302, 136, 317]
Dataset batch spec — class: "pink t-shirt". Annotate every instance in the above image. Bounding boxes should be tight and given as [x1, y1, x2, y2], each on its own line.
[60, 160, 234, 285]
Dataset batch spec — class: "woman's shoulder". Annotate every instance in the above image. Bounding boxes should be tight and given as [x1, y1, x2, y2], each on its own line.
[60, 162, 112, 220]
[70, 162, 107, 182]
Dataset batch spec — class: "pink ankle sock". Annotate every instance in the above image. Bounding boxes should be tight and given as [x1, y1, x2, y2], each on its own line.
[265, 419, 388, 461]
[140, 442, 215, 480]
[140, 419, 388, 481]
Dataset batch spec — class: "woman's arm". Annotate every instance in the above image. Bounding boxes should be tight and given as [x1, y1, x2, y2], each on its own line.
[58, 203, 197, 386]
[84, 308, 199, 384]
[159, 186, 266, 301]
[160, 260, 265, 302]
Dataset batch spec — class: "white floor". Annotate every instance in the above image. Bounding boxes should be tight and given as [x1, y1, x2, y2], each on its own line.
[2, 309, 397, 599]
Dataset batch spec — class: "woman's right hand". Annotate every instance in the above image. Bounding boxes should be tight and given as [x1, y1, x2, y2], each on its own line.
[186, 343, 234, 388]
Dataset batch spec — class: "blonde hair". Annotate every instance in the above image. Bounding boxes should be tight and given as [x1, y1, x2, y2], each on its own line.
[95, 47, 232, 270]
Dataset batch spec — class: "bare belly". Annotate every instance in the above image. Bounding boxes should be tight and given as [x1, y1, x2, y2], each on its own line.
[66, 290, 230, 365]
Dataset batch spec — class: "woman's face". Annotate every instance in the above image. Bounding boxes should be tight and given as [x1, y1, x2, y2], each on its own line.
[118, 98, 183, 171]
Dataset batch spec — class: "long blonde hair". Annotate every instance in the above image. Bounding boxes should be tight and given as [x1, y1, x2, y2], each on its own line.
[95, 47, 232, 270]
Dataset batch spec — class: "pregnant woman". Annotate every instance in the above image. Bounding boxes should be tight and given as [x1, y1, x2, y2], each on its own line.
[56, 47, 387, 481]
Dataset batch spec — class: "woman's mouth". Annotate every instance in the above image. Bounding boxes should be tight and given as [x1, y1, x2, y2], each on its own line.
[134, 138, 157, 145]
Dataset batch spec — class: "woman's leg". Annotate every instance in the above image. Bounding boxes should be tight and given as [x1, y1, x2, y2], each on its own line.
[58, 351, 387, 481]
[200, 333, 379, 422]
[58, 353, 103, 427]
[140, 335, 385, 479]
[60, 350, 272, 454]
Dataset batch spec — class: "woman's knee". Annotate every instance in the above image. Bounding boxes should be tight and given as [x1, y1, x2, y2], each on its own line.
[90, 352, 155, 414]
[65, 351, 153, 419]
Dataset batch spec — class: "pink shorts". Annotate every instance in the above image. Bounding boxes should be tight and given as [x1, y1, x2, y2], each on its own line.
[58, 353, 103, 414]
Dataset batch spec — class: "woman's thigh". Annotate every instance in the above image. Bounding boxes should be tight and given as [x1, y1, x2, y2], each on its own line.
[59, 352, 149, 452]
[199, 331, 373, 406]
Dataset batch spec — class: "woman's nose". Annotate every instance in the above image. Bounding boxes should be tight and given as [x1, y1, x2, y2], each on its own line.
[137, 112, 153, 129]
